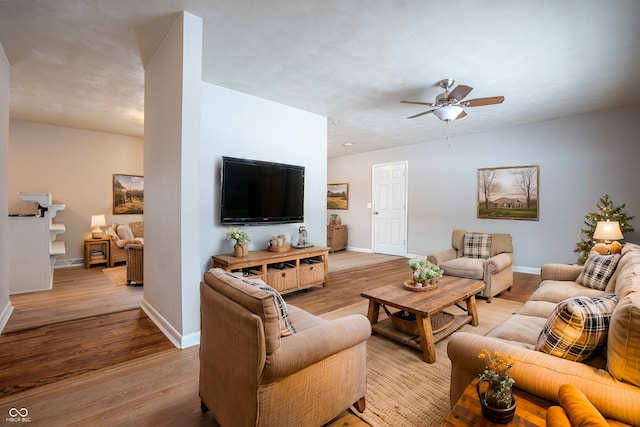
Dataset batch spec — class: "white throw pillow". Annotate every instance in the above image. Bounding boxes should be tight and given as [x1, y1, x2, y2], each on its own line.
[116, 224, 134, 240]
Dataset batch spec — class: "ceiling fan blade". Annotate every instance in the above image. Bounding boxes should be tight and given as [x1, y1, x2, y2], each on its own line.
[448, 85, 473, 102]
[407, 109, 436, 119]
[456, 110, 467, 120]
[462, 96, 505, 107]
[401, 100, 437, 107]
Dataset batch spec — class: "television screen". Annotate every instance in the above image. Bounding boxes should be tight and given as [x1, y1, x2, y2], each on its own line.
[220, 156, 305, 224]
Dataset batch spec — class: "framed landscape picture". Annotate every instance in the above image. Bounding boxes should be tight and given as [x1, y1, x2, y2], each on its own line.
[113, 174, 144, 214]
[327, 183, 349, 210]
[477, 165, 539, 221]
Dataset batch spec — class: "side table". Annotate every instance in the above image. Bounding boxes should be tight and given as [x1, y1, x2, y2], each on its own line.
[441, 378, 551, 426]
[85, 237, 110, 269]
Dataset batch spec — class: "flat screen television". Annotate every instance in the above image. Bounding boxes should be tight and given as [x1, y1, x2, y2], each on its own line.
[220, 156, 305, 224]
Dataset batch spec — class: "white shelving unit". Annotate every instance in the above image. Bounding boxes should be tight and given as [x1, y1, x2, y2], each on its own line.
[8, 192, 66, 294]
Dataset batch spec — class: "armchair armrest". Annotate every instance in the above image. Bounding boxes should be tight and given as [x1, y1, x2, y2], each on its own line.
[427, 248, 457, 265]
[262, 314, 371, 383]
[541, 264, 583, 282]
[485, 252, 513, 274]
[115, 238, 142, 248]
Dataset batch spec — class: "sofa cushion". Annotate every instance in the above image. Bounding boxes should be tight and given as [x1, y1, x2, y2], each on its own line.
[529, 280, 608, 304]
[463, 233, 492, 259]
[487, 313, 549, 348]
[576, 253, 620, 290]
[535, 295, 618, 362]
[440, 257, 484, 280]
[607, 292, 640, 387]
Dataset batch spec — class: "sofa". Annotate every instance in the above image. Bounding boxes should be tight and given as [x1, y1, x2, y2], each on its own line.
[200, 268, 371, 427]
[427, 229, 513, 302]
[106, 221, 143, 267]
[447, 243, 640, 426]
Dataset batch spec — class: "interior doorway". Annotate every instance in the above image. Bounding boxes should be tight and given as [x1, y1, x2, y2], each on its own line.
[371, 161, 408, 256]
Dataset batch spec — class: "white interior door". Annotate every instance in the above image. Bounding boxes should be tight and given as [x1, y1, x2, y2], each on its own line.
[372, 161, 407, 256]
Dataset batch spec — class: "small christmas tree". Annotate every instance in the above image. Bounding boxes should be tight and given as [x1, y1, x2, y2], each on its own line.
[574, 194, 635, 264]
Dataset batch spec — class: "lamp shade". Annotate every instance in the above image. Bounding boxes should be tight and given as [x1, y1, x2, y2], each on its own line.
[433, 105, 463, 121]
[91, 214, 107, 228]
[593, 221, 623, 241]
[90, 214, 107, 238]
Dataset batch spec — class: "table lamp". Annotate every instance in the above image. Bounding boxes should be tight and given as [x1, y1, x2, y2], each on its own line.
[593, 220, 624, 244]
[90, 214, 107, 239]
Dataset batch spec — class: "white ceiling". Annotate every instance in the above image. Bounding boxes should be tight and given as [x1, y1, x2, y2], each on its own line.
[1, 1, 639, 158]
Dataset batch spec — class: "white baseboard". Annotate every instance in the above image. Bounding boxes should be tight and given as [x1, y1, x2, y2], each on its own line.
[141, 298, 200, 349]
[513, 265, 541, 275]
[54, 258, 84, 268]
[343, 246, 373, 253]
[0, 300, 14, 333]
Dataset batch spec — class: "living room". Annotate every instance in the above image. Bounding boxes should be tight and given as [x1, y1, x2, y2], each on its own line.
[1, 2, 640, 425]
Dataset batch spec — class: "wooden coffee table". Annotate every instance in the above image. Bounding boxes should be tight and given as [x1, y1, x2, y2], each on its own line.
[361, 276, 485, 363]
[441, 378, 551, 426]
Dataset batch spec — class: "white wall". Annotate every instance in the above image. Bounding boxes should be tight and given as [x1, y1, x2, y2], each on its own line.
[143, 12, 202, 348]
[0, 42, 12, 332]
[199, 83, 328, 273]
[7, 121, 143, 262]
[329, 106, 640, 271]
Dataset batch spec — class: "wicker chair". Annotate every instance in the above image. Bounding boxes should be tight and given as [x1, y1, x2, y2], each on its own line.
[107, 221, 144, 267]
[125, 243, 143, 285]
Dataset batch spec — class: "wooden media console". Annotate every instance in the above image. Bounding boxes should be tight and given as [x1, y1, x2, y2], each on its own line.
[212, 246, 329, 295]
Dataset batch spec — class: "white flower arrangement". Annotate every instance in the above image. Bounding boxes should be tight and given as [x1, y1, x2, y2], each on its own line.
[225, 227, 251, 245]
[408, 257, 444, 283]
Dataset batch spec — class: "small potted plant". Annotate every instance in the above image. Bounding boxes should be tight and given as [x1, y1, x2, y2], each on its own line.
[226, 227, 251, 257]
[408, 257, 444, 287]
[477, 349, 517, 423]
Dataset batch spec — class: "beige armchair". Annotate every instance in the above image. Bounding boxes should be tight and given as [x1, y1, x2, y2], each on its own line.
[427, 229, 513, 302]
[200, 268, 370, 427]
[106, 221, 143, 267]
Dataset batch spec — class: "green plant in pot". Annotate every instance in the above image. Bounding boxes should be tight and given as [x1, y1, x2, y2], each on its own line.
[408, 257, 443, 286]
[226, 227, 251, 257]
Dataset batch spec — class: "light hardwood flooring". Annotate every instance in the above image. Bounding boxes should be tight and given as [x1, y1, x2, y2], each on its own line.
[0, 252, 539, 426]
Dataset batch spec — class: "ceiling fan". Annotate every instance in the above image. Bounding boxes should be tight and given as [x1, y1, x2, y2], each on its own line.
[401, 79, 504, 121]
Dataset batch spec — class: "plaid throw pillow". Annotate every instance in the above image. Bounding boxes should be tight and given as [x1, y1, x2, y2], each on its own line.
[226, 272, 296, 337]
[463, 233, 492, 259]
[535, 295, 618, 361]
[576, 252, 620, 290]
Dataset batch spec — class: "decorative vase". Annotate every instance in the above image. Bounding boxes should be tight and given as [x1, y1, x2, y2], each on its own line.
[477, 380, 516, 424]
[234, 243, 248, 257]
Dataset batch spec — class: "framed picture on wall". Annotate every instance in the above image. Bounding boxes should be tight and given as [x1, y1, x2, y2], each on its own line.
[477, 165, 539, 220]
[327, 183, 349, 210]
[113, 174, 144, 214]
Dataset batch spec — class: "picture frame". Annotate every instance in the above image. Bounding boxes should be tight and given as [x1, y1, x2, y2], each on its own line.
[327, 183, 349, 210]
[113, 174, 144, 215]
[477, 165, 539, 221]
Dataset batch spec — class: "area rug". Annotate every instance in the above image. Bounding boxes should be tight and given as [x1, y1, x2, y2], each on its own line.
[103, 265, 127, 285]
[321, 298, 523, 427]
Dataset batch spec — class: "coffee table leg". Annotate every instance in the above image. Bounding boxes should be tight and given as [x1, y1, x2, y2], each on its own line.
[416, 315, 436, 363]
[466, 296, 479, 326]
[366, 300, 380, 325]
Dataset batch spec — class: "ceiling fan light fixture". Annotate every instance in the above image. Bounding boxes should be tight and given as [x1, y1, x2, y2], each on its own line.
[434, 105, 463, 121]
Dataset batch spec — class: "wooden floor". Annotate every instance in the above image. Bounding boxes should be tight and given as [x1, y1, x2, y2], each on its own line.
[0, 252, 539, 426]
